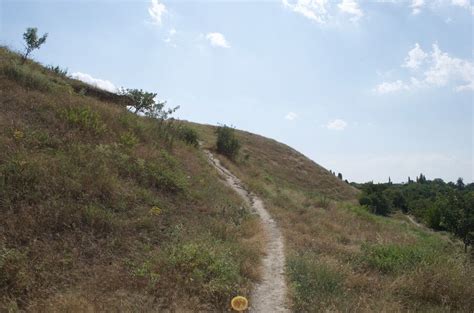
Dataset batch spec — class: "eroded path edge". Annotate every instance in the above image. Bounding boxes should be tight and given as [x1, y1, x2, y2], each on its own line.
[203, 150, 289, 313]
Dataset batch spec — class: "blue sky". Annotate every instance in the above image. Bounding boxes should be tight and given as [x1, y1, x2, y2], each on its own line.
[1, 0, 473, 183]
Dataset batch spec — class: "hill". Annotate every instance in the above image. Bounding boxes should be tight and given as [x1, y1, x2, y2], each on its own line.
[1, 46, 472, 312]
[0, 47, 264, 311]
[188, 126, 473, 311]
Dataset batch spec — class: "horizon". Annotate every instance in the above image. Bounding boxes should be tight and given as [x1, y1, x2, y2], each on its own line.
[1, 0, 472, 183]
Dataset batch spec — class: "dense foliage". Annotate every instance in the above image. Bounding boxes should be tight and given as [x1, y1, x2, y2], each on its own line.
[215, 125, 240, 160]
[356, 176, 474, 251]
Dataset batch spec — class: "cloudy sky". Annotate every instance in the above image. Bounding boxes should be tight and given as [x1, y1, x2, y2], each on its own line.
[1, 0, 473, 183]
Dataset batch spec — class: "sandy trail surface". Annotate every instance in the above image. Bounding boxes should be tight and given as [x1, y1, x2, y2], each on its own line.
[204, 150, 289, 313]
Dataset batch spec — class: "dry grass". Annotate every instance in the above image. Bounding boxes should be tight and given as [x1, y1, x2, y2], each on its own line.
[191, 122, 474, 312]
[0, 47, 264, 311]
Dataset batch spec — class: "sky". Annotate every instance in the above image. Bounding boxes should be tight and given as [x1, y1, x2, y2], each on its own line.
[1, 0, 473, 183]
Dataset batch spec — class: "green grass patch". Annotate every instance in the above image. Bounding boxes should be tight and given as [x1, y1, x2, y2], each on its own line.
[360, 238, 443, 273]
[288, 254, 344, 312]
[1, 62, 55, 92]
[60, 106, 107, 134]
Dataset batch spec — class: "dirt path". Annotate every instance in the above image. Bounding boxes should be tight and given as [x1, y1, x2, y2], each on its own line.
[203, 150, 289, 313]
[406, 215, 422, 228]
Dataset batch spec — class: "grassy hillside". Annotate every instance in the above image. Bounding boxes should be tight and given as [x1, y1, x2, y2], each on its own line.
[1, 45, 472, 312]
[0, 47, 264, 311]
[192, 124, 474, 312]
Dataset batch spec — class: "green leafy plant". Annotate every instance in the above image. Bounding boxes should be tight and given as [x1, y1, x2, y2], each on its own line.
[215, 125, 240, 160]
[22, 27, 48, 63]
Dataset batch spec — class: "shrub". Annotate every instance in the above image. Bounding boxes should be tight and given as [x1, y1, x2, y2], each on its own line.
[47, 65, 68, 77]
[149, 241, 241, 306]
[178, 126, 199, 147]
[61, 106, 107, 134]
[119, 131, 139, 149]
[1, 62, 54, 92]
[215, 125, 240, 160]
[359, 190, 392, 216]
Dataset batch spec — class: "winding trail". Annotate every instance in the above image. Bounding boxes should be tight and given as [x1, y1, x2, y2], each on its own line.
[203, 150, 289, 313]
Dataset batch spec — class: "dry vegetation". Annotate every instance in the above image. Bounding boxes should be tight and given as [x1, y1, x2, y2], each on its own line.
[191, 123, 474, 312]
[0, 47, 264, 311]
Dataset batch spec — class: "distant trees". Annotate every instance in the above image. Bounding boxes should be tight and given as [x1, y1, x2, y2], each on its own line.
[337, 173, 343, 180]
[119, 88, 178, 119]
[358, 176, 474, 252]
[416, 173, 427, 184]
[215, 125, 240, 160]
[22, 27, 48, 64]
[359, 183, 392, 216]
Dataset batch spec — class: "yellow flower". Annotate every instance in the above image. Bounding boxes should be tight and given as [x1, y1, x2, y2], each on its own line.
[13, 130, 24, 140]
[149, 206, 162, 216]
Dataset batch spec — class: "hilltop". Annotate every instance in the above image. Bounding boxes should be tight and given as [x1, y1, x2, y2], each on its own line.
[1, 46, 472, 312]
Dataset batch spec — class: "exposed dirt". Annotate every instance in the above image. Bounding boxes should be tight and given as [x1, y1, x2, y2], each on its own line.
[204, 150, 289, 312]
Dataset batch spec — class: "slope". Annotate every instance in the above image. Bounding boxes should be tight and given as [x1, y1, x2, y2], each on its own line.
[190, 123, 474, 312]
[0, 47, 264, 311]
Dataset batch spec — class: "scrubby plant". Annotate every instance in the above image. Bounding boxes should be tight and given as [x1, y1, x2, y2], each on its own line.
[22, 27, 48, 63]
[61, 106, 107, 134]
[1, 62, 55, 91]
[215, 125, 240, 160]
[177, 125, 199, 147]
[47, 65, 68, 77]
[119, 88, 178, 118]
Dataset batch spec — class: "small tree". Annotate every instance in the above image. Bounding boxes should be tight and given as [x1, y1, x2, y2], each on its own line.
[22, 27, 48, 64]
[120, 88, 178, 118]
[215, 125, 240, 160]
[337, 173, 343, 180]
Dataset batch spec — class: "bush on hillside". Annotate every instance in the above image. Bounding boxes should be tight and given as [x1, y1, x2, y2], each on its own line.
[215, 125, 240, 160]
[178, 126, 199, 147]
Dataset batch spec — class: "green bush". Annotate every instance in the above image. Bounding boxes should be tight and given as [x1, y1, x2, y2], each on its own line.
[178, 126, 199, 147]
[152, 241, 241, 305]
[288, 255, 344, 311]
[47, 65, 68, 77]
[119, 131, 139, 149]
[1, 62, 54, 92]
[215, 125, 240, 160]
[61, 106, 107, 134]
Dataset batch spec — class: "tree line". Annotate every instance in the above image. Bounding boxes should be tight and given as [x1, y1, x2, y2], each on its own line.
[353, 175, 474, 252]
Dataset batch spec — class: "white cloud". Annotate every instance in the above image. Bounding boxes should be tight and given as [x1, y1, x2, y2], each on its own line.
[374, 43, 474, 94]
[285, 112, 298, 120]
[410, 0, 424, 14]
[326, 119, 347, 130]
[338, 0, 364, 21]
[164, 28, 177, 47]
[148, 0, 167, 25]
[205, 32, 231, 48]
[451, 0, 474, 13]
[282, 0, 330, 24]
[424, 44, 474, 90]
[403, 43, 427, 69]
[373, 80, 409, 94]
[71, 72, 117, 93]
